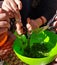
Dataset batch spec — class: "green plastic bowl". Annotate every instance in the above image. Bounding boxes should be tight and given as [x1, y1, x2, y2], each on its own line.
[13, 30, 57, 65]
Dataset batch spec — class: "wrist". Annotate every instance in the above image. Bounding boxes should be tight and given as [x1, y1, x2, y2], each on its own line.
[35, 16, 47, 27]
[36, 18, 43, 27]
[40, 16, 47, 25]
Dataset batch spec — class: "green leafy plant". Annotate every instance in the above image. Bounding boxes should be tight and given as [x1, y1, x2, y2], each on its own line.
[14, 28, 57, 58]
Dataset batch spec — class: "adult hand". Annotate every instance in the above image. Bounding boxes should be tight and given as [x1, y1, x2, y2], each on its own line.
[14, 13, 24, 35]
[2, 0, 22, 12]
[2, 0, 23, 35]
[0, 8, 10, 35]
[2, 0, 22, 18]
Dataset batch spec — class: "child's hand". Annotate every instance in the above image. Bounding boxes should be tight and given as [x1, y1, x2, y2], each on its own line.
[26, 18, 42, 32]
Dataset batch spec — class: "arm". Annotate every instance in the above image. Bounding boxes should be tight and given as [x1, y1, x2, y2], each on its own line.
[26, 0, 57, 32]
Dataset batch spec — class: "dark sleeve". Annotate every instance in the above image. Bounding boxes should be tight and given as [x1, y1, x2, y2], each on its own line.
[41, 0, 57, 21]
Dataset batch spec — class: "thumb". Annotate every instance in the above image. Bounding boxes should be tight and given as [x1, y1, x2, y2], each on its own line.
[26, 18, 33, 33]
[26, 18, 31, 29]
[27, 18, 31, 23]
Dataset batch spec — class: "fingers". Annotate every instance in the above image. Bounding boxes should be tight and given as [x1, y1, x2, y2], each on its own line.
[0, 32, 6, 41]
[2, 0, 22, 19]
[9, 0, 19, 13]
[53, 21, 57, 32]
[0, 12, 10, 23]
[0, 21, 10, 28]
[2, 0, 22, 13]
[8, 12, 14, 18]
[0, 13, 8, 20]
[26, 23, 32, 33]
[0, 8, 5, 13]
[26, 18, 39, 33]
[0, 9, 10, 34]
[2, 0, 18, 14]
[27, 18, 31, 23]
[2, 3, 10, 12]
[2, 5, 14, 18]
[14, 12, 21, 20]
[2, 1, 15, 18]
[3, 0, 14, 12]
[14, 12, 23, 35]
[0, 28, 8, 35]
[0, 8, 2, 13]
[15, 16, 23, 35]
[0, 21, 10, 35]
[26, 18, 32, 32]
[16, 22, 23, 35]
[53, 21, 57, 27]
[14, 0, 22, 10]
[2, 1, 14, 13]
